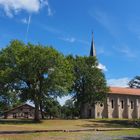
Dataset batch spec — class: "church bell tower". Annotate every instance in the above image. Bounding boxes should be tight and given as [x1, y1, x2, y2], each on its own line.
[90, 32, 96, 57]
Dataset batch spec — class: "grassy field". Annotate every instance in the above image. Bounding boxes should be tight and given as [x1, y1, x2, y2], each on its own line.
[0, 129, 140, 140]
[0, 119, 140, 140]
[0, 118, 139, 131]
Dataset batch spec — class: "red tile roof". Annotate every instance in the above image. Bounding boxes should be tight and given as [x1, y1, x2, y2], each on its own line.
[109, 87, 140, 96]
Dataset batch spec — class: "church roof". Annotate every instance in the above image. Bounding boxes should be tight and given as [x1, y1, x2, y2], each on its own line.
[109, 87, 140, 96]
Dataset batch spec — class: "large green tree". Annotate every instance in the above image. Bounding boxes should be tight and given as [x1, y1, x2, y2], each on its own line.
[0, 40, 73, 121]
[68, 56, 109, 118]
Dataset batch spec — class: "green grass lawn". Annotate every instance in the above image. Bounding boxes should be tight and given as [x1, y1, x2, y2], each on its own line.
[0, 118, 139, 131]
[0, 130, 140, 140]
[0, 119, 140, 140]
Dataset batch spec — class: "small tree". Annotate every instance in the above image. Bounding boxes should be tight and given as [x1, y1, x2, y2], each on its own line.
[129, 76, 140, 88]
[61, 99, 79, 119]
[44, 97, 61, 119]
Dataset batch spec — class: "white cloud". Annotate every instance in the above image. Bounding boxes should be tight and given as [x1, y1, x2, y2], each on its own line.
[97, 47, 112, 56]
[97, 63, 107, 71]
[120, 46, 136, 58]
[40, 0, 53, 16]
[0, 0, 52, 17]
[39, 24, 89, 46]
[89, 9, 120, 37]
[21, 18, 28, 24]
[60, 37, 76, 43]
[25, 15, 31, 42]
[97, 47, 105, 55]
[77, 39, 90, 46]
[107, 77, 130, 87]
[40, 24, 62, 34]
[60, 36, 90, 46]
[92, 63, 107, 71]
[113, 45, 137, 58]
[127, 18, 140, 40]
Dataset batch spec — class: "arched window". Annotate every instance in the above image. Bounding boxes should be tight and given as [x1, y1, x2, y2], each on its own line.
[100, 103, 103, 107]
[111, 100, 114, 108]
[130, 101, 134, 109]
[121, 100, 124, 109]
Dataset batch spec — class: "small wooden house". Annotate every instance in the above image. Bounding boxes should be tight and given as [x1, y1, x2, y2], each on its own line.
[3, 104, 41, 119]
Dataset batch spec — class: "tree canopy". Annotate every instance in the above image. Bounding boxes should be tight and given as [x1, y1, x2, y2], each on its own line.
[0, 40, 109, 120]
[0, 40, 74, 121]
[67, 56, 109, 118]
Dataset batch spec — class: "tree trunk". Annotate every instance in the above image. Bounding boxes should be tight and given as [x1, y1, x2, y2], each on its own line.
[80, 103, 87, 119]
[34, 99, 40, 122]
[39, 77, 44, 119]
[40, 102, 44, 119]
[4, 113, 8, 119]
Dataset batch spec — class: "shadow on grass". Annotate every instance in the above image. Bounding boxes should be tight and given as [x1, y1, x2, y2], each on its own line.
[123, 136, 140, 140]
[0, 119, 42, 124]
[0, 129, 63, 135]
[78, 119, 140, 128]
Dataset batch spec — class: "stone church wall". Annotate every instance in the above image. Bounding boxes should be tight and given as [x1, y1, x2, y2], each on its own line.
[94, 94, 140, 119]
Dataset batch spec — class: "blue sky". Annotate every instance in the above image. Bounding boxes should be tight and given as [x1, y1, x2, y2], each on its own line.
[0, 0, 140, 104]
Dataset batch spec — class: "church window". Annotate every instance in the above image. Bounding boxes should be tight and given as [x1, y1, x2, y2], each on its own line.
[121, 100, 124, 109]
[111, 100, 114, 108]
[130, 101, 134, 109]
[100, 104, 103, 107]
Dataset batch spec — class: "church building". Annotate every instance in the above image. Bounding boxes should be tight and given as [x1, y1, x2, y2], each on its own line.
[84, 33, 140, 119]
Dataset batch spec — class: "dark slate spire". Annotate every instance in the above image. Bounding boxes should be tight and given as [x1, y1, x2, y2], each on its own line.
[90, 32, 96, 57]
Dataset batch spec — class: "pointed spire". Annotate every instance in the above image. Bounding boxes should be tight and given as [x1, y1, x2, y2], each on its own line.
[90, 32, 96, 57]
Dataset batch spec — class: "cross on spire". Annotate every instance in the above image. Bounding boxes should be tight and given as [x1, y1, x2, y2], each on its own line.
[90, 32, 96, 57]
